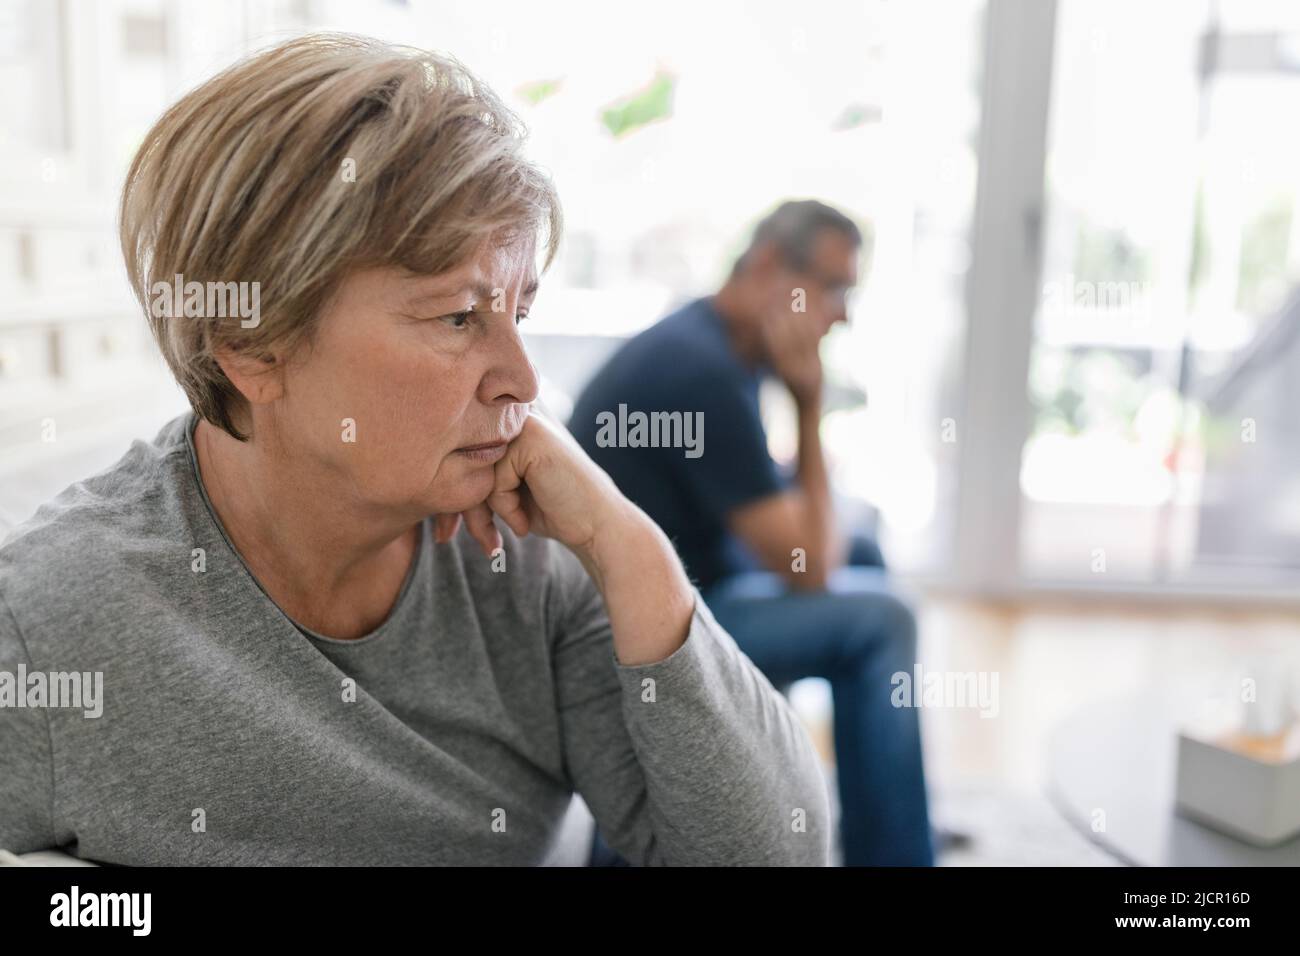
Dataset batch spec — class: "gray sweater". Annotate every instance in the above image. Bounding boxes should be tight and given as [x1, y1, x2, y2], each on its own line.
[0, 413, 830, 865]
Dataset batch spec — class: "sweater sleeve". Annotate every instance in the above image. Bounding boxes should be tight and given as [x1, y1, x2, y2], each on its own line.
[550, 548, 831, 865]
[0, 590, 59, 856]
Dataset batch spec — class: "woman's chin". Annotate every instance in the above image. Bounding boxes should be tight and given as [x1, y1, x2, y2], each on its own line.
[424, 472, 497, 516]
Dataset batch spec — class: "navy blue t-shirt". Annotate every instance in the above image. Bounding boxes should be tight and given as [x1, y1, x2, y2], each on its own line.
[568, 296, 784, 591]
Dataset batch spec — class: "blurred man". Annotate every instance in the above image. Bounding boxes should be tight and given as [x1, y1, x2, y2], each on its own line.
[569, 200, 933, 865]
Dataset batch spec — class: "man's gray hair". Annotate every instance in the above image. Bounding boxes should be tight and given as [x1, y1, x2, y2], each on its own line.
[731, 199, 864, 276]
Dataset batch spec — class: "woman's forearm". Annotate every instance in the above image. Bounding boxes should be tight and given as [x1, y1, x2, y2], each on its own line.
[573, 502, 695, 667]
[564, 508, 833, 865]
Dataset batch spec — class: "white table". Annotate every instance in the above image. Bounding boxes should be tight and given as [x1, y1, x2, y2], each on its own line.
[1047, 692, 1300, 865]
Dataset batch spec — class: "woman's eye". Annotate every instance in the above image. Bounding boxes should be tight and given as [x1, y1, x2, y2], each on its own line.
[441, 310, 474, 329]
[433, 309, 527, 329]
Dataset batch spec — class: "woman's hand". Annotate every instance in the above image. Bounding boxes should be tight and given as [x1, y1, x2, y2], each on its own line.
[434, 408, 694, 665]
[433, 410, 629, 561]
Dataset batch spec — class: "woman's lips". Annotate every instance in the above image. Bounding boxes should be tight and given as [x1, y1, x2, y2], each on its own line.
[455, 441, 509, 463]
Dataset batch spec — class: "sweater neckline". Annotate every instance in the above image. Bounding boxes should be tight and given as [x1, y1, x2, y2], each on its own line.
[180, 411, 428, 646]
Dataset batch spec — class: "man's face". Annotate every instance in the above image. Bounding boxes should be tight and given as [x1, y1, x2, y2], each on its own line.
[771, 228, 859, 337]
[268, 241, 540, 518]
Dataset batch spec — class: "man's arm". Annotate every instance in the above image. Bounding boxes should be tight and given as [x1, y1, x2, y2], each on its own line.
[726, 301, 846, 590]
[728, 390, 844, 590]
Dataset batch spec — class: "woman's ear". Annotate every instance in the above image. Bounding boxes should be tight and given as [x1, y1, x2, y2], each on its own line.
[213, 346, 285, 406]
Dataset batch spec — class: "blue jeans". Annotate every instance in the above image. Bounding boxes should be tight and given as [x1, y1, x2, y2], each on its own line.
[701, 537, 934, 866]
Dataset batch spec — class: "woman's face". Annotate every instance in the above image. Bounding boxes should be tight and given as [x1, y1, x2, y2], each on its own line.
[266, 241, 540, 518]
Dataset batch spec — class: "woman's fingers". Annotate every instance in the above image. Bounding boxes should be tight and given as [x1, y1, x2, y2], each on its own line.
[431, 427, 532, 555]
[487, 489, 529, 538]
[488, 433, 532, 538]
[433, 513, 462, 543]
[461, 502, 503, 557]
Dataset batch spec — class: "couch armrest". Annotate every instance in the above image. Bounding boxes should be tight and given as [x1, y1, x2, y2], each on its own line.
[0, 849, 98, 867]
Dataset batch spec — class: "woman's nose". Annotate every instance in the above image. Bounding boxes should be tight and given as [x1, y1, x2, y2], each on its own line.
[482, 321, 540, 406]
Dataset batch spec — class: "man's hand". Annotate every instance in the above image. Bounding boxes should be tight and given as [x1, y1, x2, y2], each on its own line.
[729, 286, 843, 588]
[758, 291, 824, 407]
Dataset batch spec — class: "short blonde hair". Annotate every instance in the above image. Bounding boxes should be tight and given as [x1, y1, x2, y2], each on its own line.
[120, 33, 562, 440]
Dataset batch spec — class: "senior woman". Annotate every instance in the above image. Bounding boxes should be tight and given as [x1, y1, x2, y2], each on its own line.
[0, 35, 830, 866]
